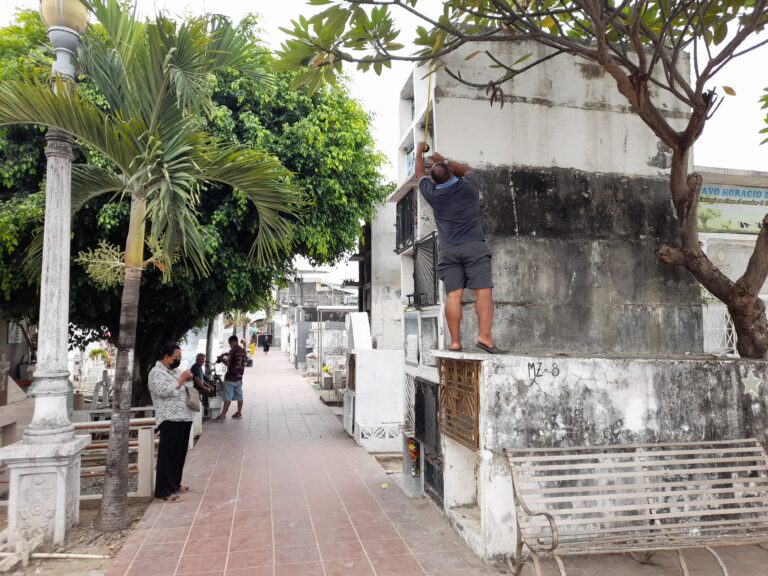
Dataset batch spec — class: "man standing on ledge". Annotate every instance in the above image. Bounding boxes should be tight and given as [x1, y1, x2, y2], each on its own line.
[415, 141, 505, 354]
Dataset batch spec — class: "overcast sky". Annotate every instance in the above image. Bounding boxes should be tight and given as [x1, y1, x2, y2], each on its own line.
[2, 1, 766, 281]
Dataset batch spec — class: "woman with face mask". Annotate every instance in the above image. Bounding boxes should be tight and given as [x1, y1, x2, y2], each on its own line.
[148, 341, 195, 502]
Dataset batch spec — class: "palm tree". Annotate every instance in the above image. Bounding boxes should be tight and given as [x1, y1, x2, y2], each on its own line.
[0, 0, 302, 530]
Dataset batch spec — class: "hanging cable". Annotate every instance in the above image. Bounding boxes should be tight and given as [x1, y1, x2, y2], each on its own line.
[422, 68, 433, 153]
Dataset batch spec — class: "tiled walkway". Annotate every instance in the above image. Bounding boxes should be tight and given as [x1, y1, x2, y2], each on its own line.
[108, 353, 506, 576]
[106, 354, 768, 576]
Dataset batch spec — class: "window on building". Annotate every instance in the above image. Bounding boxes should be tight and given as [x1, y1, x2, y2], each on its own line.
[396, 190, 417, 253]
[413, 232, 438, 307]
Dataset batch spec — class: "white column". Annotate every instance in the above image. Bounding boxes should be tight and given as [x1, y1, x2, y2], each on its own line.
[22, 129, 76, 445]
[0, 24, 90, 556]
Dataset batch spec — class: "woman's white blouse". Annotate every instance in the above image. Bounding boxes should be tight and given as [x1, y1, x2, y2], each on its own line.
[148, 361, 195, 425]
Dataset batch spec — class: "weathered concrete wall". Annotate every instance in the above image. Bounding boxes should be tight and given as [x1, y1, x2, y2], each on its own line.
[433, 40, 689, 178]
[457, 166, 703, 355]
[436, 352, 768, 561]
[370, 204, 403, 350]
[478, 354, 765, 450]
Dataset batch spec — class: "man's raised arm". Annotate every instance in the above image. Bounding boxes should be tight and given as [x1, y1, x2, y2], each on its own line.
[415, 141, 427, 179]
[430, 152, 472, 177]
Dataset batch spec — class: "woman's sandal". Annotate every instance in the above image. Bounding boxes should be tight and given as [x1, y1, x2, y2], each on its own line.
[177, 485, 192, 493]
[160, 494, 184, 503]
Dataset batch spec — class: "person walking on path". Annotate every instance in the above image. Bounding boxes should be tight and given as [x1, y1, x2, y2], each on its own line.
[148, 342, 195, 502]
[415, 141, 505, 354]
[262, 334, 271, 355]
[215, 335, 247, 421]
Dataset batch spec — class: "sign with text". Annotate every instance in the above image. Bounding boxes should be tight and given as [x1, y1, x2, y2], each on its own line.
[699, 183, 768, 234]
[7, 322, 22, 345]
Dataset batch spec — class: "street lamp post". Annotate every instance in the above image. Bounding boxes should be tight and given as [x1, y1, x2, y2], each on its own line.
[0, 0, 90, 555]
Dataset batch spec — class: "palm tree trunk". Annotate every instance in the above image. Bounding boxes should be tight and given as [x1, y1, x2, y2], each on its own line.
[96, 195, 146, 531]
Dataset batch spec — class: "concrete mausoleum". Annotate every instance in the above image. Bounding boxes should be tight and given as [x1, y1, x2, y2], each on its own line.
[363, 40, 768, 561]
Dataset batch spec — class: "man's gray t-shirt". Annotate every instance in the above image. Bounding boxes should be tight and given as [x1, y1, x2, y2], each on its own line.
[418, 172, 485, 250]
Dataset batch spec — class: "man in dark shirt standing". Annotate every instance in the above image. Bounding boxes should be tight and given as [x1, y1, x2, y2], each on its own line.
[415, 141, 504, 354]
[215, 335, 248, 420]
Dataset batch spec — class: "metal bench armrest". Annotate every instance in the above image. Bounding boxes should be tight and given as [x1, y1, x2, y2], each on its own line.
[503, 449, 560, 553]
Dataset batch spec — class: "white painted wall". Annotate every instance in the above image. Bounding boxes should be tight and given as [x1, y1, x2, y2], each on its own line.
[370, 204, 403, 350]
[394, 40, 690, 187]
[351, 349, 404, 452]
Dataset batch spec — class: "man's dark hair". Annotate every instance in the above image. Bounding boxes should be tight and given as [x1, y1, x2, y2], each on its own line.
[431, 162, 451, 185]
[159, 341, 180, 360]
[228, 335, 239, 345]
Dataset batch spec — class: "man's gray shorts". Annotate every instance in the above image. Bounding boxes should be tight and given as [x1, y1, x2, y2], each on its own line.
[223, 380, 243, 402]
[438, 240, 494, 294]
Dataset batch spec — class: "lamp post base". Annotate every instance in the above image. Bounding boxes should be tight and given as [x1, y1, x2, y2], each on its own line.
[0, 435, 90, 551]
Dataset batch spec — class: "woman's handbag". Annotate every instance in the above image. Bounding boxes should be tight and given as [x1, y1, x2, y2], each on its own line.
[185, 386, 201, 412]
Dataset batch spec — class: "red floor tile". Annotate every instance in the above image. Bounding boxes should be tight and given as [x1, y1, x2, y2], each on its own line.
[362, 538, 411, 558]
[177, 552, 227, 574]
[274, 529, 316, 548]
[229, 530, 273, 552]
[136, 539, 185, 560]
[369, 555, 425, 575]
[126, 557, 180, 576]
[275, 545, 321, 565]
[185, 536, 230, 556]
[318, 540, 367, 562]
[274, 562, 324, 576]
[324, 558, 376, 576]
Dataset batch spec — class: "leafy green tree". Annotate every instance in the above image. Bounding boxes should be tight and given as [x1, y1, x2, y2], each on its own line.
[280, 0, 768, 358]
[0, 7, 388, 398]
[0, 0, 301, 530]
[0, 10, 47, 201]
[209, 21, 389, 264]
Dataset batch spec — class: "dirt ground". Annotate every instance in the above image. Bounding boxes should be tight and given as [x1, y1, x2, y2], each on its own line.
[4, 499, 150, 576]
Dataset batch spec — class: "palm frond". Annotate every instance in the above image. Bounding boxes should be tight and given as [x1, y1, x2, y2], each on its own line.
[0, 77, 139, 173]
[23, 226, 44, 282]
[78, 33, 129, 113]
[199, 145, 303, 264]
[82, 0, 143, 78]
[72, 164, 127, 213]
[143, 139, 209, 276]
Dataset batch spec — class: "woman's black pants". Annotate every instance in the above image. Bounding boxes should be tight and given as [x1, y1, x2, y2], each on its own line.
[154, 420, 192, 498]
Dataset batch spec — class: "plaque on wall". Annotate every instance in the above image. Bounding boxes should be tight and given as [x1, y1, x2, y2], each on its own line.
[7, 322, 23, 345]
[0, 345, 8, 407]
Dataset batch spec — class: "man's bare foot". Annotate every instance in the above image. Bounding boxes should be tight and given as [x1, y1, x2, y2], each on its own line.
[476, 336, 495, 348]
[448, 343, 463, 351]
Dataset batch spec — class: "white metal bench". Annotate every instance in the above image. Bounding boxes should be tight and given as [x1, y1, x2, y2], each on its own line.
[504, 439, 768, 576]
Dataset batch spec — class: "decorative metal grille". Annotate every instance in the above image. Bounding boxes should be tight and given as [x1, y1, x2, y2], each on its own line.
[415, 378, 440, 454]
[703, 299, 737, 356]
[413, 233, 438, 307]
[423, 445, 444, 505]
[438, 358, 481, 451]
[404, 373, 416, 435]
[396, 190, 417, 253]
